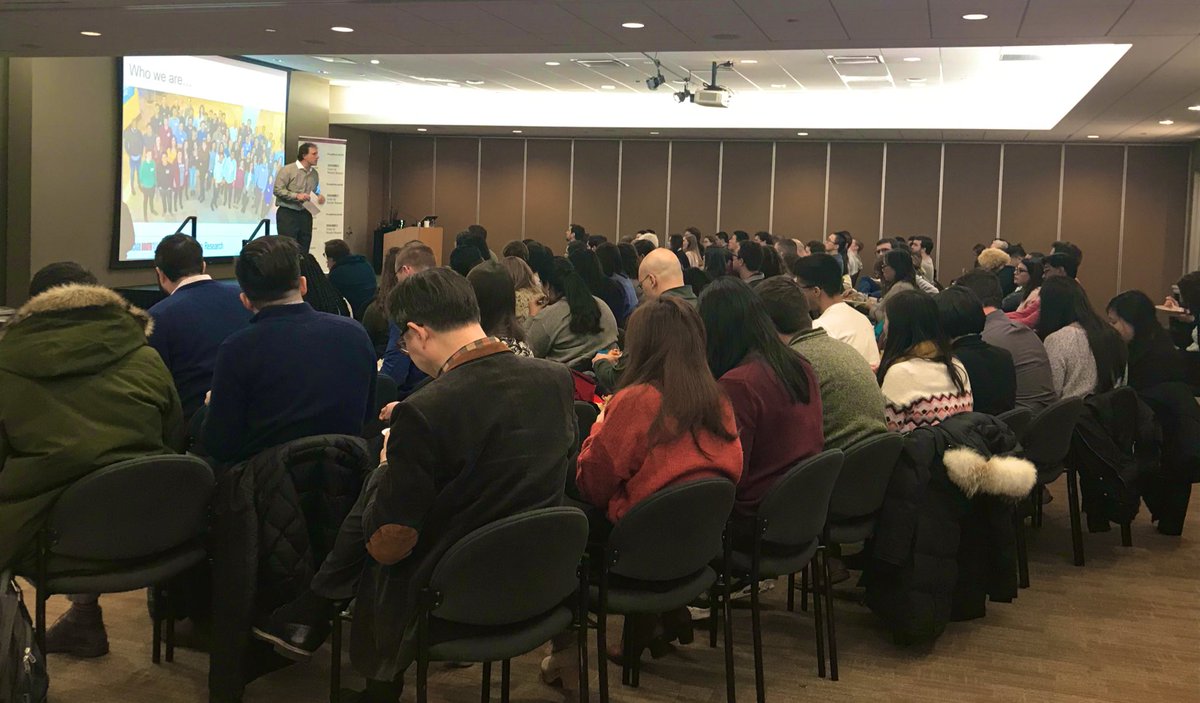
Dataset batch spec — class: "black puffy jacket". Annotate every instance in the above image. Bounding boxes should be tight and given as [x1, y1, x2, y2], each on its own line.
[1068, 387, 1158, 528]
[208, 435, 371, 702]
[864, 413, 1034, 645]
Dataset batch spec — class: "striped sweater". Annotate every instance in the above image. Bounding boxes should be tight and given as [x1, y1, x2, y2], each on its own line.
[879, 357, 974, 433]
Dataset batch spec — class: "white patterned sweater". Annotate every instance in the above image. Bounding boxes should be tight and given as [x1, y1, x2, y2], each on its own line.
[880, 357, 975, 433]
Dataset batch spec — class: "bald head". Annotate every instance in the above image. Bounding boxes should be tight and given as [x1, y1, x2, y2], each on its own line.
[638, 248, 685, 299]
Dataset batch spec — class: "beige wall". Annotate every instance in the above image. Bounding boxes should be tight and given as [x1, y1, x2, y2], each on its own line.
[378, 135, 1194, 310]
[2, 58, 329, 305]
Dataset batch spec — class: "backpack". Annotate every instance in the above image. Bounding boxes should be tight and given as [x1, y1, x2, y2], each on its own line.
[0, 573, 48, 703]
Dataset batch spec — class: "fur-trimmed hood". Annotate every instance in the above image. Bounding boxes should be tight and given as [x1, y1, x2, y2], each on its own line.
[0, 284, 155, 379]
[943, 447, 1036, 498]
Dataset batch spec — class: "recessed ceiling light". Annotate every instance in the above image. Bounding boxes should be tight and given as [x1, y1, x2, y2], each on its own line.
[545, 61, 561, 66]
[1159, 119, 1175, 125]
[1087, 135, 1100, 139]
[265, 28, 276, 33]
[740, 59, 758, 64]
[903, 57, 921, 63]
[621, 22, 645, 29]
[770, 84, 787, 88]
[796, 131, 808, 136]
[274, 59, 284, 63]
[512, 129, 523, 133]
[649, 131, 659, 135]
[331, 26, 354, 33]
[962, 13, 989, 21]
[417, 128, 427, 132]
[907, 77, 927, 83]
[1188, 105, 1200, 111]
[466, 80, 485, 85]
[370, 59, 380, 65]
[80, 31, 101, 37]
[319, 70, 329, 74]
[601, 84, 616, 90]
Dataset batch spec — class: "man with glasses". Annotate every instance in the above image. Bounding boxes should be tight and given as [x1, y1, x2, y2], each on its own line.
[593, 248, 695, 391]
[792, 253, 881, 367]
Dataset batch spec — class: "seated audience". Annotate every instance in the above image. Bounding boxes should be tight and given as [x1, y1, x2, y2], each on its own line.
[793, 253, 881, 366]
[569, 247, 628, 326]
[148, 233, 251, 420]
[300, 252, 351, 316]
[704, 247, 732, 280]
[1051, 241, 1084, 272]
[846, 237, 864, 279]
[954, 270, 1058, 412]
[201, 236, 376, 465]
[757, 277, 887, 450]
[1001, 255, 1042, 313]
[363, 246, 401, 354]
[909, 235, 937, 283]
[684, 267, 712, 296]
[617, 242, 641, 280]
[595, 241, 638, 321]
[732, 240, 766, 287]
[467, 223, 494, 259]
[500, 255, 543, 327]
[699, 278, 823, 514]
[632, 237, 657, 260]
[825, 231, 851, 274]
[1007, 254, 1046, 328]
[753, 231, 774, 246]
[1036, 276, 1126, 399]
[324, 239, 378, 321]
[1107, 290, 1189, 390]
[869, 249, 920, 322]
[253, 269, 576, 703]
[935, 287, 1017, 415]
[566, 223, 588, 248]
[0, 262, 184, 657]
[449, 243, 484, 276]
[526, 240, 556, 286]
[593, 248, 696, 390]
[381, 243, 437, 398]
[467, 260, 532, 356]
[682, 233, 704, 268]
[526, 256, 618, 368]
[501, 240, 529, 260]
[876, 290, 973, 432]
[760, 245, 785, 278]
[1043, 250, 1080, 280]
[587, 234, 608, 251]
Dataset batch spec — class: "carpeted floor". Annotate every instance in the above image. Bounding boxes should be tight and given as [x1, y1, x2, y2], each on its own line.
[27, 484, 1200, 703]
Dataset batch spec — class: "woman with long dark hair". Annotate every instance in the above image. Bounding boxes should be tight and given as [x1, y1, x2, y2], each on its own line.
[526, 256, 618, 368]
[869, 248, 919, 322]
[936, 287, 1015, 415]
[877, 290, 973, 432]
[569, 246, 631, 326]
[596, 242, 638, 319]
[468, 260, 531, 356]
[617, 242, 641, 280]
[1036, 276, 1126, 399]
[362, 246, 401, 354]
[541, 298, 743, 687]
[1007, 256, 1045, 327]
[704, 247, 732, 280]
[699, 278, 823, 514]
[1106, 290, 1183, 389]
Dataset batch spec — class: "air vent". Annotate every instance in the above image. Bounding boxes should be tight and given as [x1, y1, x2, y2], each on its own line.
[1001, 54, 1041, 62]
[314, 56, 357, 64]
[829, 55, 882, 66]
[572, 59, 630, 69]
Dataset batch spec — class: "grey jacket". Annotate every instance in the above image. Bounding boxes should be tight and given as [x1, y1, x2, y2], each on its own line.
[273, 162, 319, 211]
[526, 296, 618, 369]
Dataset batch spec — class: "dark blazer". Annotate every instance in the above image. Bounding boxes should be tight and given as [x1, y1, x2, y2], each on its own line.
[349, 347, 577, 680]
[953, 334, 1017, 416]
[201, 303, 376, 464]
[328, 254, 378, 321]
[148, 279, 252, 418]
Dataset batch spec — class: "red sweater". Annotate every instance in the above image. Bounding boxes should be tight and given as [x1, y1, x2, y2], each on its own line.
[576, 384, 743, 523]
[718, 356, 824, 514]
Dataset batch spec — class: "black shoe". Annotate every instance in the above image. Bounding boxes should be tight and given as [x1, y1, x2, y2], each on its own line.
[251, 593, 333, 660]
[45, 603, 109, 658]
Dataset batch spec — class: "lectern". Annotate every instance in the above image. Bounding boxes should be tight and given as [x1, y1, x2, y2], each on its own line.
[382, 227, 444, 266]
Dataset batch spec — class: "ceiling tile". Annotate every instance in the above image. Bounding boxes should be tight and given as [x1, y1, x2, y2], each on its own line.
[1018, 0, 1133, 38]
[1109, 0, 1200, 36]
[929, 0, 1027, 40]
[734, 0, 849, 42]
[646, 0, 769, 44]
[831, 0, 932, 41]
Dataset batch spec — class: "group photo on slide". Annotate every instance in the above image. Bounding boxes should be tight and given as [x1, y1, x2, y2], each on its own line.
[120, 87, 285, 246]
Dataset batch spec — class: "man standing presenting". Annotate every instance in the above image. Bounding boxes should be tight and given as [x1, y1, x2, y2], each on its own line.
[273, 142, 325, 252]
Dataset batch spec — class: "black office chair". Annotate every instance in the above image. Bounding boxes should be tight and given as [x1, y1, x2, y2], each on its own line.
[25, 455, 214, 666]
[996, 407, 1034, 587]
[820, 435, 903, 680]
[590, 479, 737, 703]
[997, 407, 1033, 442]
[1021, 397, 1086, 574]
[414, 507, 589, 703]
[722, 450, 844, 701]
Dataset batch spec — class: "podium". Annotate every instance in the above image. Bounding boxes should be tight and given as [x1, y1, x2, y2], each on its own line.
[382, 227, 444, 267]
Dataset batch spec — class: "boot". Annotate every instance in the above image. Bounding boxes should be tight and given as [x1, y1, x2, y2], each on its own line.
[45, 601, 109, 658]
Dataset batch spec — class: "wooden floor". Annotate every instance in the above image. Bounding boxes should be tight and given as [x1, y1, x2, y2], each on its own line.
[29, 486, 1200, 703]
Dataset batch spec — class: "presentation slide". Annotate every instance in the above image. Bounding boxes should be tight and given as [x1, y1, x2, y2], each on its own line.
[116, 56, 288, 263]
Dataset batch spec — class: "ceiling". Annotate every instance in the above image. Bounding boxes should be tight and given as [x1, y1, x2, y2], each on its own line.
[4, 0, 1200, 141]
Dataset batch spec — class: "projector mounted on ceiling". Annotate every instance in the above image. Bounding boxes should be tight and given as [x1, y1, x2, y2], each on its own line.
[693, 61, 734, 108]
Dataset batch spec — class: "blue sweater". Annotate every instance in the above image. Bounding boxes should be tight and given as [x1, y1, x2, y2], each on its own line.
[148, 279, 252, 419]
[327, 254, 378, 321]
[380, 320, 429, 399]
[201, 302, 377, 464]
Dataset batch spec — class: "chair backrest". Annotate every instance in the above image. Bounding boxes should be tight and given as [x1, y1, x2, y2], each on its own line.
[1022, 396, 1085, 468]
[428, 507, 588, 627]
[606, 479, 735, 581]
[828, 435, 903, 523]
[573, 401, 599, 449]
[47, 454, 215, 561]
[758, 450, 844, 545]
[375, 373, 399, 409]
[996, 407, 1033, 442]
